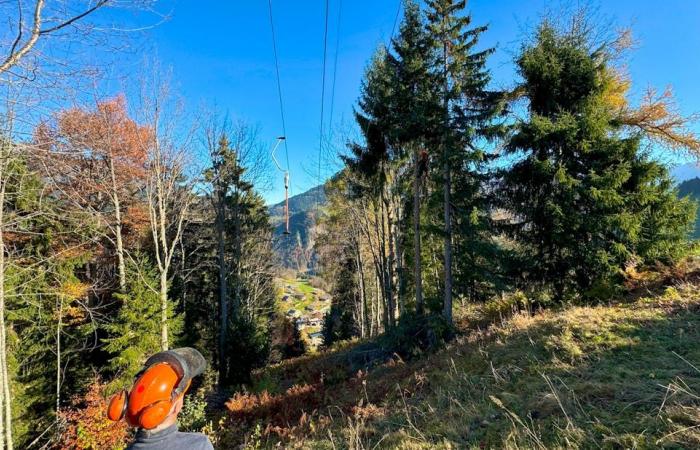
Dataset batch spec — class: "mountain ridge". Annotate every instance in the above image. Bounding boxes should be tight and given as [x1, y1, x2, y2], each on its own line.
[268, 184, 326, 270]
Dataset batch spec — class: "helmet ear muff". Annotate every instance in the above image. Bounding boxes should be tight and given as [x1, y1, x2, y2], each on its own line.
[174, 379, 192, 398]
[105, 349, 201, 429]
[137, 381, 190, 429]
[138, 399, 173, 430]
[106, 389, 128, 422]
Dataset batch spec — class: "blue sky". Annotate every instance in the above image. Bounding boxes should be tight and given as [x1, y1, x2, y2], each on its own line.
[123, 0, 700, 204]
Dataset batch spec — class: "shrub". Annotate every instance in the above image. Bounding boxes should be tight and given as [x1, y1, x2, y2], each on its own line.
[482, 291, 530, 324]
[377, 312, 453, 359]
[55, 378, 130, 450]
[179, 388, 209, 432]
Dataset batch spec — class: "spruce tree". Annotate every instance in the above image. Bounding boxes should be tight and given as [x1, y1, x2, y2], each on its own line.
[347, 1, 437, 320]
[177, 131, 277, 385]
[499, 22, 696, 301]
[385, 1, 438, 315]
[104, 254, 169, 388]
[425, 0, 504, 320]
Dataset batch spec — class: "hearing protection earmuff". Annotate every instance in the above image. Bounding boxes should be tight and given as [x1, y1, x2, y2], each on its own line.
[107, 350, 194, 430]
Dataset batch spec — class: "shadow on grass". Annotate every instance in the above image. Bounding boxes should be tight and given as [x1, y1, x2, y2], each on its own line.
[205, 297, 700, 449]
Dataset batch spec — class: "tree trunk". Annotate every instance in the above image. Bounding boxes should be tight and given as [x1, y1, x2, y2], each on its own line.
[374, 200, 388, 329]
[393, 195, 404, 317]
[0, 335, 4, 450]
[231, 191, 242, 316]
[375, 275, 383, 334]
[380, 187, 395, 327]
[109, 156, 126, 292]
[160, 269, 168, 350]
[56, 295, 63, 415]
[413, 146, 424, 314]
[216, 198, 228, 382]
[442, 41, 454, 326]
[0, 162, 12, 449]
[442, 149, 453, 324]
[155, 146, 170, 351]
[355, 241, 368, 338]
[0, 330, 4, 450]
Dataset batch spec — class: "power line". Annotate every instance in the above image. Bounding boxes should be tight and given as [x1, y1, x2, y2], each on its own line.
[267, 0, 292, 195]
[388, 0, 402, 49]
[317, 0, 330, 214]
[328, 0, 342, 145]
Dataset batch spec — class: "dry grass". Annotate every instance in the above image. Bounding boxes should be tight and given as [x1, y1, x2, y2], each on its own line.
[209, 278, 700, 449]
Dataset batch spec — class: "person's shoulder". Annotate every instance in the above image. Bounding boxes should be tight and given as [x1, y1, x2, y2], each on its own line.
[174, 431, 214, 449]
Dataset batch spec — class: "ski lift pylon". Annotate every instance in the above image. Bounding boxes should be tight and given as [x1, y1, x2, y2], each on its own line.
[270, 136, 290, 236]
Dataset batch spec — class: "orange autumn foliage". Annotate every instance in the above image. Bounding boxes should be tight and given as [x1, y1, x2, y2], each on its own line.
[34, 95, 153, 248]
[226, 383, 323, 425]
[50, 94, 151, 185]
[55, 379, 131, 450]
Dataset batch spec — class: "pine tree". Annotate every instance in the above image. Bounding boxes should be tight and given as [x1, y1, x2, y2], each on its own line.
[179, 130, 277, 386]
[499, 21, 696, 301]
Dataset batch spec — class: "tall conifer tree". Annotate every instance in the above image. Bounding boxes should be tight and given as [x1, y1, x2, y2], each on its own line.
[425, 0, 504, 322]
[499, 21, 695, 301]
[386, 1, 437, 315]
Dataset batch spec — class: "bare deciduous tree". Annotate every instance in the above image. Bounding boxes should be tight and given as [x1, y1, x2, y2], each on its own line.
[140, 79, 195, 350]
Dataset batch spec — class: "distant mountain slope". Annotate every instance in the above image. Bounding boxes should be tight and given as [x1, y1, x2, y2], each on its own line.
[678, 177, 700, 239]
[672, 163, 700, 182]
[269, 185, 326, 270]
[269, 185, 325, 221]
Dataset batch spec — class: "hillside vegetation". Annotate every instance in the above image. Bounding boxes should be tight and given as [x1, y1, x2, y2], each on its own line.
[207, 269, 700, 449]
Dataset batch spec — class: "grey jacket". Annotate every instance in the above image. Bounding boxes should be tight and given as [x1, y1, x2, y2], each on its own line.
[127, 424, 214, 450]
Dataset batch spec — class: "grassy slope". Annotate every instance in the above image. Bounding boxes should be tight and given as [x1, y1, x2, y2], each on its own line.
[214, 282, 700, 449]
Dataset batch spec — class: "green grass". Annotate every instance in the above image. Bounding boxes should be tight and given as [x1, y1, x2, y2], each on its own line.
[278, 278, 328, 313]
[306, 284, 700, 449]
[230, 280, 700, 449]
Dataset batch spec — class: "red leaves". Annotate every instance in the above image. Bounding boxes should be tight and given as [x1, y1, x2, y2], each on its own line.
[55, 378, 130, 449]
[33, 95, 154, 253]
[226, 383, 322, 425]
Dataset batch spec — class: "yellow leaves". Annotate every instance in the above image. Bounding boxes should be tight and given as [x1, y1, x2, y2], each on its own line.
[62, 305, 87, 325]
[596, 45, 700, 159]
[56, 281, 90, 324]
[619, 87, 700, 156]
[60, 280, 90, 300]
[600, 66, 630, 112]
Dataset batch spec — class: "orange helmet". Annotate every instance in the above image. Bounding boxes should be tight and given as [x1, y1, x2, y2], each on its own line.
[107, 347, 206, 430]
